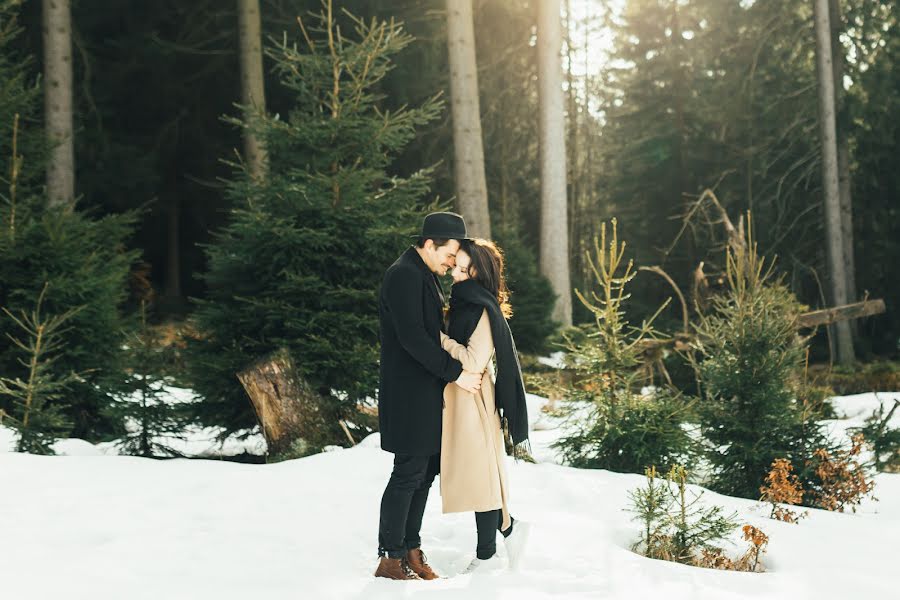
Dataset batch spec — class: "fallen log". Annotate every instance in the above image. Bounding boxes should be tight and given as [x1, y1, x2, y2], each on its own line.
[796, 299, 886, 328]
[630, 299, 885, 355]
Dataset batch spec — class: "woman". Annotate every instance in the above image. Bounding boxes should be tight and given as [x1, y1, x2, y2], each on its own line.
[439, 238, 531, 573]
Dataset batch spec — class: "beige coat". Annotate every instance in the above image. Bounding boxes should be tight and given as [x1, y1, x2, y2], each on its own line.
[439, 309, 511, 531]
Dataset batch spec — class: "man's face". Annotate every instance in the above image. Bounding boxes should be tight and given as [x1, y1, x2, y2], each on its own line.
[423, 239, 460, 275]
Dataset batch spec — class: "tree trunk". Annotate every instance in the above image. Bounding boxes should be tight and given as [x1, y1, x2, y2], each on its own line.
[445, 0, 490, 238]
[163, 194, 181, 304]
[813, 0, 854, 363]
[536, 0, 572, 327]
[828, 0, 857, 312]
[42, 0, 74, 209]
[237, 0, 267, 179]
[565, 0, 577, 250]
[236, 348, 326, 458]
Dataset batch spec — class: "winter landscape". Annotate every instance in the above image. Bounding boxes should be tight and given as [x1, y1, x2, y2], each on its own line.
[2, 0, 899, 599]
[1, 387, 897, 600]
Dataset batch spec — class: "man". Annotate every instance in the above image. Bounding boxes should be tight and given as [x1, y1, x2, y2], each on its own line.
[374, 212, 483, 580]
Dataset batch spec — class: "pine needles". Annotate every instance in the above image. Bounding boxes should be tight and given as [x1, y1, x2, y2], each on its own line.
[0, 282, 84, 453]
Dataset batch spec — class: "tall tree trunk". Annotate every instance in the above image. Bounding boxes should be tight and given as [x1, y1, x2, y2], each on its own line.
[537, 0, 572, 327]
[813, 0, 854, 363]
[237, 0, 267, 179]
[42, 0, 74, 209]
[445, 0, 490, 238]
[565, 0, 578, 250]
[164, 194, 182, 305]
[829, 0, 857, 312]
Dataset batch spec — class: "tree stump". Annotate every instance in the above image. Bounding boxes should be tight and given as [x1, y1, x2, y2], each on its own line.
[236, 347, 325, 458]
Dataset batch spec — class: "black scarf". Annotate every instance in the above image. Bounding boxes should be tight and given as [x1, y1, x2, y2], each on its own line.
[447, 279, 529, 446]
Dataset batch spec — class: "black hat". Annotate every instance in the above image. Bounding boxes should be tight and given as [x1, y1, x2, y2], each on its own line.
[412, 211, 470, 240]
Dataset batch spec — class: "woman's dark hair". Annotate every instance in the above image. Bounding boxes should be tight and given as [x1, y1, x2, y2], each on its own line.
[460, 238, 513, 318]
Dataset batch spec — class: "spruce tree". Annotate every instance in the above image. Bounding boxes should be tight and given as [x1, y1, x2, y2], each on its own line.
[112, 300, 186, 457]
[665, 464, 738, 563]
[0, 0, 141, 441]
[0, 282, 83, 453]
[693, 220, 831, 498]
[553, 220, 696, 473]
[185, 2, 442, 444]
[495, 226, 557, 354]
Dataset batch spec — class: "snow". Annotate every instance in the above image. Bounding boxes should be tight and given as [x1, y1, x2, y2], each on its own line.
[0, 381, 266, 458]
[0, 389, 898, 599]
[536, 351, 567, 370]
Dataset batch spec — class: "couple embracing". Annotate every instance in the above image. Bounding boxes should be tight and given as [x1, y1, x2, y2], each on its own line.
[375, 212, 531, 580]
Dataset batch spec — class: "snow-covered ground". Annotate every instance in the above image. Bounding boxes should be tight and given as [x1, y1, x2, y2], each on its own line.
[0, 389, 898, 599]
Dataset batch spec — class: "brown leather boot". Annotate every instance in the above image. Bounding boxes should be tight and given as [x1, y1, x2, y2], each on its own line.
[374, 556, 422, 580]
[406, 548, 440, 580]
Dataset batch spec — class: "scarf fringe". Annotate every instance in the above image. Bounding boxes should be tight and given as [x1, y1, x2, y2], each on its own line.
[502, 416, 534, 463]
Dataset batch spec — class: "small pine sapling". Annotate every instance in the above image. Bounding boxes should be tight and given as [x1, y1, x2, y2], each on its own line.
[852, 397, 900, 473]
[692, 214, 831, 499]
[554, 220, 696, 474]
[665, 464, 740, 563]
[0, 282, 85, 453]
[114, 300, 187, 457]
[627, 464, 767, 571]
[626, 466, 675, 560]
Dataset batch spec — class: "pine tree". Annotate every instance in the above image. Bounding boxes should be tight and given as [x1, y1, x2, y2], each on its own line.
[626, 463, 740, 566]
[184, 1, 443, 443]
[537, 0, 572, 327]
[112, 300, 186, 457]
[665, 464, 739, 563]
[599, 0, 707, 302]
[0, 0, 42, 190]
[553, 220, 695, 473]
[626, 465, 674, 560]
[693, 218, 832, 499]
[0, 0, 141, 441]
[0, 282, 84, 453]
[495, 226, 557, 354]
[853, 398, 900, 472]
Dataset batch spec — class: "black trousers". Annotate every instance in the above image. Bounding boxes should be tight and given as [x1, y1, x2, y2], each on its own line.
[378, 453, 440, 558]
[475, 510, 513, 559]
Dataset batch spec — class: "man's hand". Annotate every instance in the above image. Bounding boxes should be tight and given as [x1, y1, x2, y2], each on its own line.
[455, 370, 484, 394]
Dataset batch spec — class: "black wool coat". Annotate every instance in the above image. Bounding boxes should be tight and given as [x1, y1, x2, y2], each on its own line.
[378, 247, 464, 456]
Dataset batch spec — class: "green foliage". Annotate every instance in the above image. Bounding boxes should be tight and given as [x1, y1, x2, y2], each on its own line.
[0, 206, 141, 441]
[692, 222, 832, 499]
[495, 227, 557, 354]
[627, 466, 673, 560]
[824, 360, 900, 395]
[0, 283, 84, 453]
[0, 0, 42, 188]
[184, 4, 442, 441]
[851, 398, 900, 472]
[847, 3, 899, 355]
[553, 220, 696, 473]
[627, 464, 739, 564]
[0, 6, 142, 441]
[112, 301, 187, 457]
[665, 465, 739, 563]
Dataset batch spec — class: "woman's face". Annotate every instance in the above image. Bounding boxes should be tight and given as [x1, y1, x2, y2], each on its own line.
[451, 249, 473, 283]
